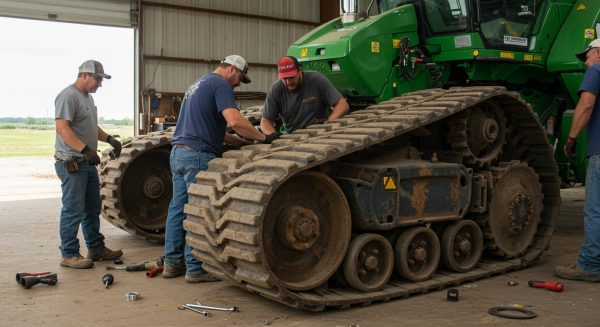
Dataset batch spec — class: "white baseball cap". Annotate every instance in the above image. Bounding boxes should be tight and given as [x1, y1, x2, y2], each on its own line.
[78, 59, 111, 79]
[576, 39, 600, 62]
[221, 55, 251, 83]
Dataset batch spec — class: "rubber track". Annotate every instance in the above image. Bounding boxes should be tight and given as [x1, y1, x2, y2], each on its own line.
[99, 106, 264, 241]
[100, 130, 174, 241]
[184, 87, 560, 311]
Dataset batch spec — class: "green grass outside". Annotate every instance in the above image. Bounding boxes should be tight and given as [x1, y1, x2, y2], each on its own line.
[0, 125, 134, 157]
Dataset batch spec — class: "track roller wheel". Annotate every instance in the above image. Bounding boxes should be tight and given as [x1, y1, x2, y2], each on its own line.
[395, 227, 440, 282]
[482, 162, 543, 258]
[263, 171, 352, 291]
[441, 220, 483, 272]
[342, 234, 394, 292]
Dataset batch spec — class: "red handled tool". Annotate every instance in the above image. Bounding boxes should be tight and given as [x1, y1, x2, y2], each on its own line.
[146, 265, 164, 278]
[528, 280, 564, 292]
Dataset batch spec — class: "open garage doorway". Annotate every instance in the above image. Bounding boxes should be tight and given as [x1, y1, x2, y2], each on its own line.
[0, 16, 135, 157]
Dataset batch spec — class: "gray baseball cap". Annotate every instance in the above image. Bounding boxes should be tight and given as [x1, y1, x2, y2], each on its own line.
[78, 59, 111, 79]
[221, 55, 251, 83]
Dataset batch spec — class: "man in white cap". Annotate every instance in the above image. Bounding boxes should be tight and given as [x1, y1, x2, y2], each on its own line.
[54, 59, 123, 268]
[163, 55, 278, 282]
[554, 39, 600, 282]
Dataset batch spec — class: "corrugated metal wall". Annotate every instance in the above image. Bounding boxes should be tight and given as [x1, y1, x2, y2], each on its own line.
[141, 0, 319, 95]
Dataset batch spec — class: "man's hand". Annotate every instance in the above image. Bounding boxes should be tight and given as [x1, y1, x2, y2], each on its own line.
[106, 135, 122, 159]
[81, 146, 101, 166]
[563, 137, 576, 160]
[263, 132, 280, 144]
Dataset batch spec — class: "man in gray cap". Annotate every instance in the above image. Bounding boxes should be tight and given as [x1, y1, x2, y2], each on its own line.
[162, 55, 278, 282]
[54, 59, 123, 269]
[554, 40, 600, 282]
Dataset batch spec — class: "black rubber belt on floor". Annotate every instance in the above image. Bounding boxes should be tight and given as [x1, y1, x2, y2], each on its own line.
[488, 307, 537, 319]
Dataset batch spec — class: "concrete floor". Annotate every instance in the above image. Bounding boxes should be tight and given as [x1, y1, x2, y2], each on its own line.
[0, 157, 598, 326]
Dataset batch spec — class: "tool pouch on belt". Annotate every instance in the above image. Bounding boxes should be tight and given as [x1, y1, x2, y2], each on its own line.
[65, 157, 80, 173]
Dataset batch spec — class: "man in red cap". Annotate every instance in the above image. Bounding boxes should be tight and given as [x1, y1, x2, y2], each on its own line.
[260, 56, 349, 134]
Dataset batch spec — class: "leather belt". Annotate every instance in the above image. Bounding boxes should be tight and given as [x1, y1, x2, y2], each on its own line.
[54, 155, 86, 163]
[175, 144, 199, 151]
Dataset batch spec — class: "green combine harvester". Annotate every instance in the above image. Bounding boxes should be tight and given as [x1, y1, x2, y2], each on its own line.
[288, 0, 598, 184]
[103, 0, 599, 310]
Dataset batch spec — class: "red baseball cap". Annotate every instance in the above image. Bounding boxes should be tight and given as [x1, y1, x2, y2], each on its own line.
[277, 56, 300, 79]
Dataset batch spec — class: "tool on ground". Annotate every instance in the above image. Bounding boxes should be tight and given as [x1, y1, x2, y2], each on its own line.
[16, 271, 52, 284]
[106, 256, 164, 271]
[488, 306, 537, 319]
[125, 291, 141, 301]
[146, 265, 164, 278]
[20, 273, 58, 289]
[188, 302, 240, 312]
[527, 280, 564, 292]
[179, 305, 211, 317]
[102, 273, 114, 288]
[447, 288, 459, 301]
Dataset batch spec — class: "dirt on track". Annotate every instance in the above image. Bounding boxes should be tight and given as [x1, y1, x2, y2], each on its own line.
[0, 157, 598, 326]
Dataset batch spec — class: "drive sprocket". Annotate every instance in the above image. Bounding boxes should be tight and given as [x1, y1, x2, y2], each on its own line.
[448, 102, 506, 167]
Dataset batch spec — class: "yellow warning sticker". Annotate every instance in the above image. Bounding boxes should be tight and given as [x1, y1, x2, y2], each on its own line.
[371, 41, 380, 53]
[300, 48, 308, 57]
[393, 39, 401, 48]
[383, 176, 397, 190]
[585, 29, 596, 39]
[524, 54, 533, 61]
[500, 52, 514, 59]
[577, 4, 586, 11]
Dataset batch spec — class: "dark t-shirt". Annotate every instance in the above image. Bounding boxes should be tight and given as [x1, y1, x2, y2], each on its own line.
[262, 71, 342, 133]
[172, 73, 237, 156]
[578, 63, 600, 156]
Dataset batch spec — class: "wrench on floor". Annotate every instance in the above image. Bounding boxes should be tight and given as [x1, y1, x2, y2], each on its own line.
[187, 302, 240, 312]
[179, 304, 211, 317]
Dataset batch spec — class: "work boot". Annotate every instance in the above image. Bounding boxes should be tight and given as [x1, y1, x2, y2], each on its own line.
[185, 272, 220, 283]
[87, 246, 123, 261]
[61, 254, 94, 269]
[162, 263, 186, 278]
[554, 264, 600, 282]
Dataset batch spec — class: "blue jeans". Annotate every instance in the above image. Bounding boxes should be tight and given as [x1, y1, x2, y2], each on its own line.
[578, 154, 600, 274]
[55, 160, 105, 257]
[164, 147, 215, 275]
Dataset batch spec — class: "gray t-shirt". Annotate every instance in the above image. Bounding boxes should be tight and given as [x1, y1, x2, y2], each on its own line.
[54, 84, 98, 160]
[262, 71, 342, 133]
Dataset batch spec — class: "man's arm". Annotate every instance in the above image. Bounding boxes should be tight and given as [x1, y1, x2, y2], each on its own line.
[98, 126, 110, 142]
[569, 91, 596, 139]
[224, 132, 246, 146]
[260, 117, 277, 134]
[222, 108, 267, 142]
[563, 91, 596, 159]
[55, 119, 86, 152]
[328, 97, 349, 121]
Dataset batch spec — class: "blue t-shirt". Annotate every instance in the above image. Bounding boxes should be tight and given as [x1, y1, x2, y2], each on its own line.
[578, 63, 600, 156]
[172, 73, 237, 156]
